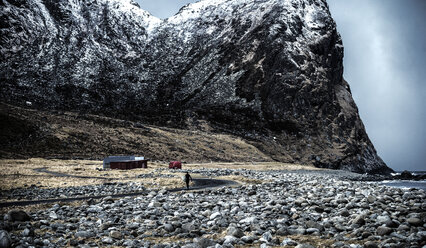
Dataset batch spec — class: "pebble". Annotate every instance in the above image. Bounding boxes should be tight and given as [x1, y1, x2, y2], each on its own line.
[306, 228, 320, 234]
[376, 215, 391, 224]
[364, 241, 378, 248]
[407, 217, 423, 226]
[282, 238, 297, 246]
[241, 235, 256, 244]
[226, 226, 244, 238]
[385, 220, 399, 228]
[49, 211, 58, 220]
[340, 209, 350, 217]
[376, 226, 393, 236]
[210, 212, 221, 220]
[101, 237, 113, 244]
[163, 223, 175, 232]
[194, 237, 217, 247]
[110, 230, 122, 239]
[260, 231, 272, 242]
[295, 244, 316, 248]
[21, 228, 34, 237]
[352, 215, 365, 226]
[223, 235, 237, 245]
[0, 230, 11, 248]
[74, 231, 94, 238]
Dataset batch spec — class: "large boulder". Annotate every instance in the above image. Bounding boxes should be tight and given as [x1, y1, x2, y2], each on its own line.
[5, 210, 31, 222]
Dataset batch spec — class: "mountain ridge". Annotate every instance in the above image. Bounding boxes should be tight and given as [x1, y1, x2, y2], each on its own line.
[0, 0, 392, 173]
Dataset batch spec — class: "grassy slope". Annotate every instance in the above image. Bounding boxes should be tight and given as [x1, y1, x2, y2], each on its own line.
[0, 103, 275, 162]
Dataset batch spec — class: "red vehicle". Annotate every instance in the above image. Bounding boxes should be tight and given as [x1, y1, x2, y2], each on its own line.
[169, 161, 182, 169]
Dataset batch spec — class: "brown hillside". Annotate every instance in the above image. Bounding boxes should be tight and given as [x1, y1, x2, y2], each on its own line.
[0, 103, 279, 162]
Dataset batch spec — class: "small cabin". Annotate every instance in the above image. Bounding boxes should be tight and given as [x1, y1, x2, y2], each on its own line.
[103, 156, 148, 170]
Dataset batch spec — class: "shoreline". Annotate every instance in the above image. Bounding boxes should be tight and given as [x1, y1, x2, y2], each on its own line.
[378, 180, 426, 191]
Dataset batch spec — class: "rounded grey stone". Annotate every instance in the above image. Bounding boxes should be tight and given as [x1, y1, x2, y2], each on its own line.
[74, 231, 94, 238]
[364, 241, 378, 248]
[226, 226, 244, 238]
[407, 217, 423, 226]
[21, 228, 34, 237]
[295, 244, 316, 248]
[0, 230, 12, 248]
[376, 226, 393, 236]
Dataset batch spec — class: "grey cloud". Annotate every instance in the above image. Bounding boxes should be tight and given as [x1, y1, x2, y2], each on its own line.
[328, 0, 426, 171]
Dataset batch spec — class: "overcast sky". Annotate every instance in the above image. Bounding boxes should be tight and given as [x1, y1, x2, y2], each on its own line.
[327, 0, 426, 172]
[136, 0, 426, 172]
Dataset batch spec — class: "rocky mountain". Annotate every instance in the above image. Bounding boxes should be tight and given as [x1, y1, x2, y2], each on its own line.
[0, 0, 392, 173]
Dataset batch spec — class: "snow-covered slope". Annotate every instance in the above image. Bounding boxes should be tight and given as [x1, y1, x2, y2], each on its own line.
[0, 0, 391, 173]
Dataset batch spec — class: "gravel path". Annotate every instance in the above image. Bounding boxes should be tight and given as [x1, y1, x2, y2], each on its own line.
[0, 178, 238, 208]
[33, 167, 111, 180]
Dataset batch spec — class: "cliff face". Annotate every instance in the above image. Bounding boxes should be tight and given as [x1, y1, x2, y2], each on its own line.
[0, 0, 392, 173]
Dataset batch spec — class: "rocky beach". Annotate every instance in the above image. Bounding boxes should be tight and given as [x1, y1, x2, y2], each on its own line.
[0, 0, 423, 247]
[1, 168, 425, 248]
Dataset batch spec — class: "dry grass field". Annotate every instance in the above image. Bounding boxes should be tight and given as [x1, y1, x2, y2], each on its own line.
[0, 159, 320, 191]
[0, 158, 180, 191]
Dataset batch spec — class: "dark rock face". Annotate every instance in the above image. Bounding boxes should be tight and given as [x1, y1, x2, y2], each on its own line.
[0, 0, 392, 173]
[393, 170, 426, 180]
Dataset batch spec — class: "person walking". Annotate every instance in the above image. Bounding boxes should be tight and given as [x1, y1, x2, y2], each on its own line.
[185, 172, 192, 189]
